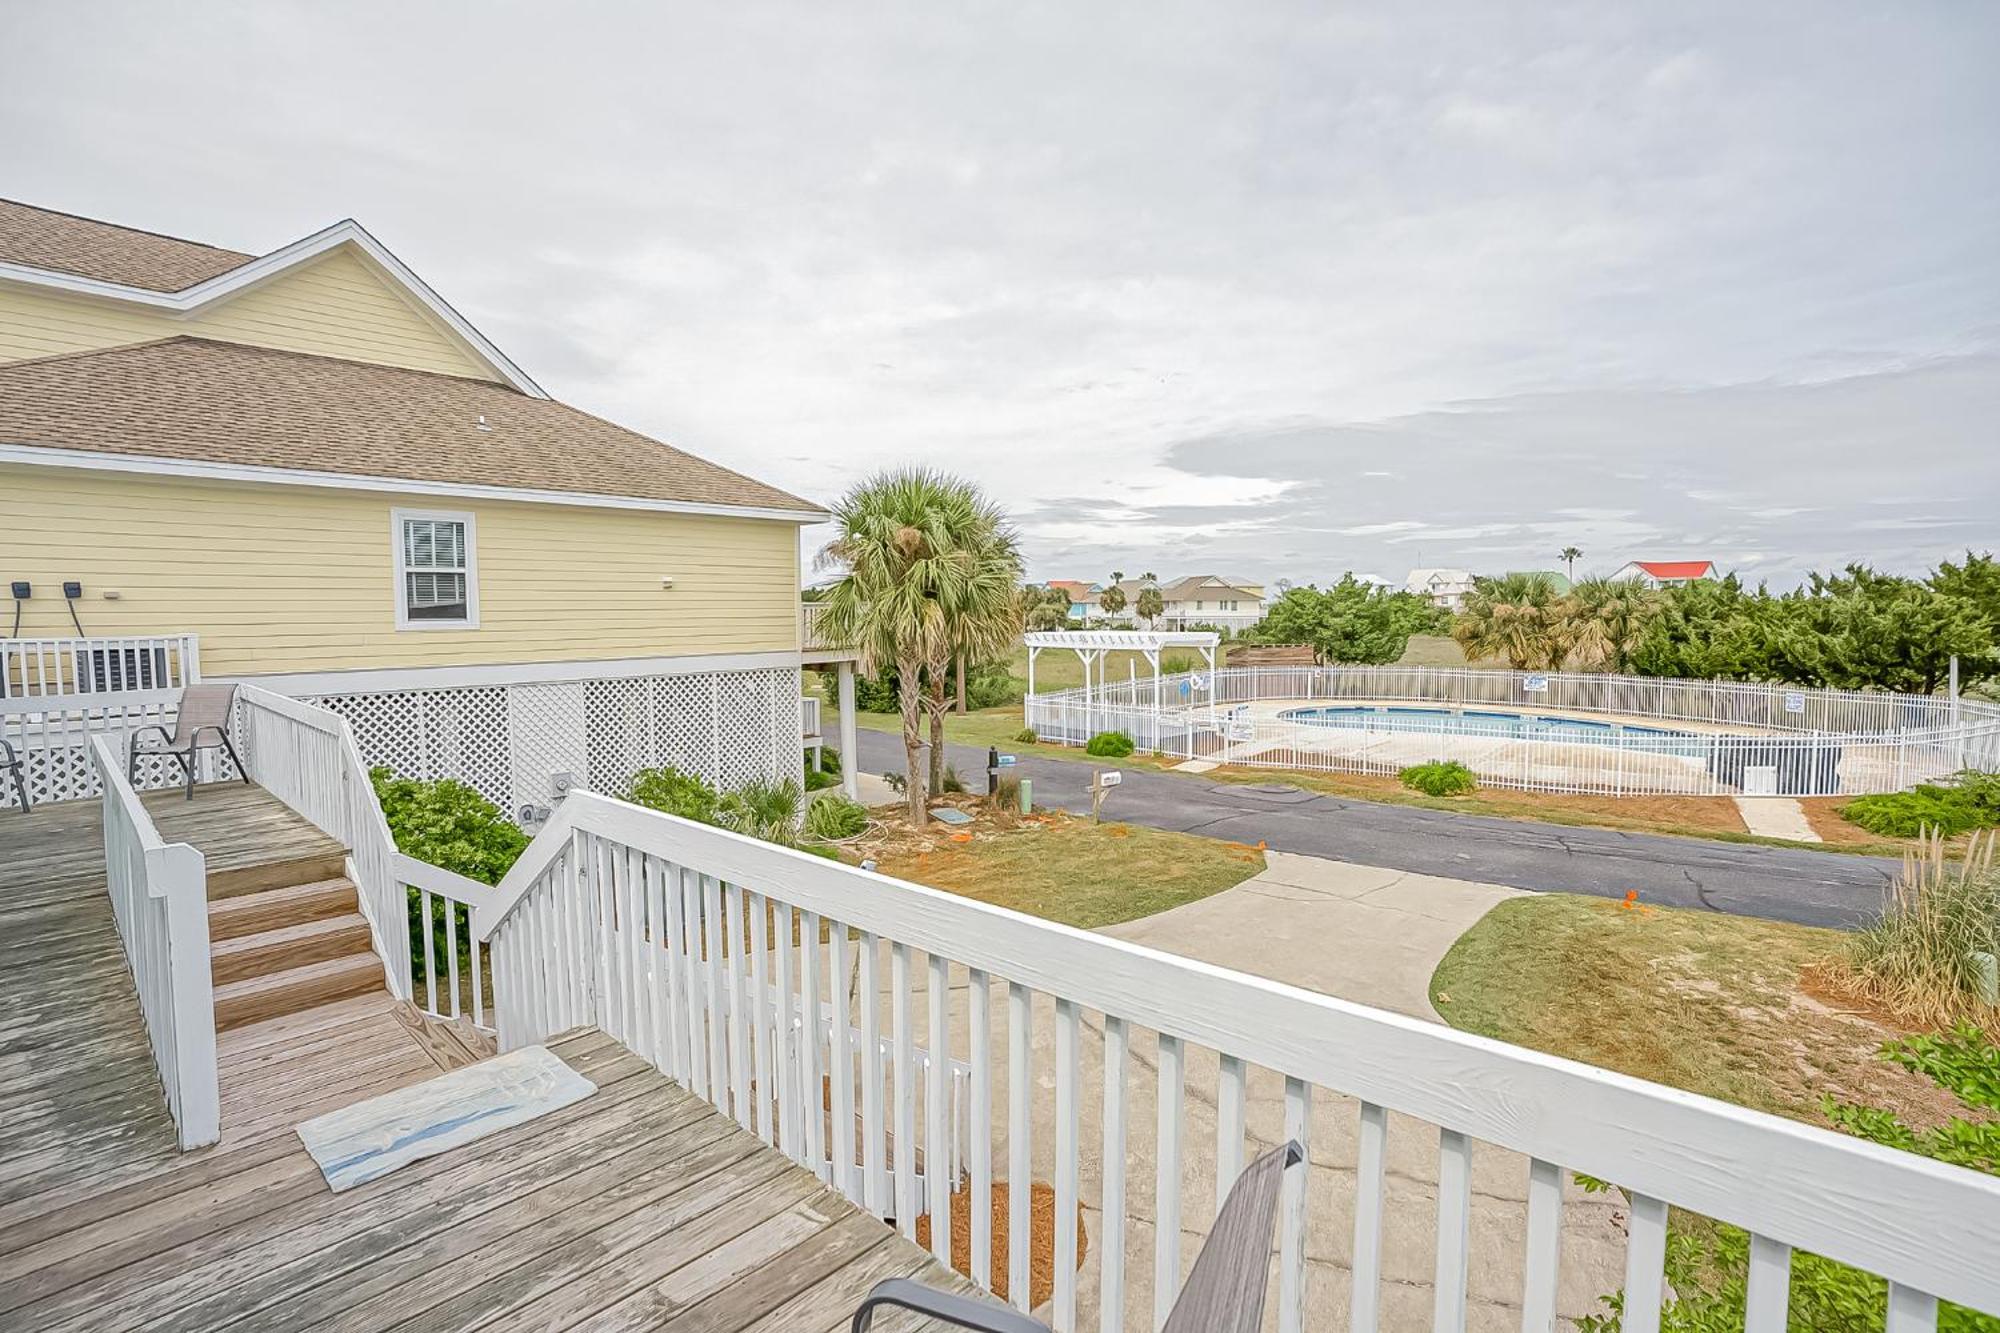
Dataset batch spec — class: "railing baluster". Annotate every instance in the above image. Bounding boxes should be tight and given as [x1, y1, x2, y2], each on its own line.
[1155, 1032, 1184, 1328]
[660, 858, 689, 1080]
[926, 951, 951, 1260]
[419, 887, 437, 1015]
[1520, 1157, 1563, 1333]
[1886, 1284, 1939, 1333]
[775, 899, 799, 1157]
[1744, 1232, 1791, 1333]
[1433, 1128, 1473, 1333]
[443, 892, 461, 1020]
[1099, 1015, 1128, 1333]
[1620, 1191, 1668, 1333]
[1216, 1051, 1246, 1208]
[750, 891, 773, 1143]
[1009, 980, 1034, 1311]
[623, 846, 651, 1062]
[678, 864, 708, 1097]
[968, 966, 993, 1289]
[1054, 997, 1081, 1332]
[1351, 1100, 1387, 1333]
[643, 855, 669, 1071]
[859, 929, 886, 1216]
[1278, 1075, 1311, 1333]
[830, 920, 857, 1201]
[802, 910, 828, 1179]
[892, 942, 917, 1239]
[725, 881, 751, 1129]
[702, 874, 727, 1114]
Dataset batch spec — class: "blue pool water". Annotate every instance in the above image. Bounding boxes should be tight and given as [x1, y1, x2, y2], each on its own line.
[1278, 704, 1702, 750]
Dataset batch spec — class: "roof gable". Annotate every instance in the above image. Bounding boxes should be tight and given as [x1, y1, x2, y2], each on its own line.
[1633, 560, 1714, 579]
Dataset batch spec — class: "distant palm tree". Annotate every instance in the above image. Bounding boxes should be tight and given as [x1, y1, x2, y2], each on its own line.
[1568, 576, 1661, 673]
[1136, 583, 1165, 626]
[1099, 573, 1128, 620]
[1452, 571, 1575, 670]
[932, 513, 1023, 779]
[1560, 546, 1583, 582]
[815, 469, 1018, 822]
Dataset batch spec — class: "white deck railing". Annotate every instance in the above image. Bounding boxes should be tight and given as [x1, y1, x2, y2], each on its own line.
[473, 791, 2000, 1331]
[0, 634, 199, 698]
[234, 683, 498, 1031]
[87, 734, 219, 1151]
[1026, 665, 2000, 797]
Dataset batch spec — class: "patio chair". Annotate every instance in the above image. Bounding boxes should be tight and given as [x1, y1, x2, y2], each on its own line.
[851, 1139, 1304, 1333]
[127, 683, 250, 799]
[1, 737, 27, 814]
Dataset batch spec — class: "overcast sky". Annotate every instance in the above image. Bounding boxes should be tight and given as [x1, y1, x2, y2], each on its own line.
[4, 3, 1995, 589]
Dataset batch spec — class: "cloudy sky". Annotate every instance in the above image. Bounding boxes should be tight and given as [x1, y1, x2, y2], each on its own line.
[5, 3, 1995, 589]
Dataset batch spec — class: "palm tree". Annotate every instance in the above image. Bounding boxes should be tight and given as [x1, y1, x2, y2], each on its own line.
[1452, 572, 1576, 670]
[1098, 572, 1128, 621]
[931, 511, 1023, 782]
[1135, 583, 1164, 627]
[1569, 576, 1661, 673]
[1560, 546, 1583, 582]
[815, 469, 1016, 823]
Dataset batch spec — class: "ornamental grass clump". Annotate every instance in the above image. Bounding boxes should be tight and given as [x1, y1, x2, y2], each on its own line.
[1819, 827, 2000, 1029]
[804, 792, 869, 843]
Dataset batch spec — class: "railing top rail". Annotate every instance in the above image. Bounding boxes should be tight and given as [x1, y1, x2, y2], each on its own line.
[393, 851, 502, 913]
[85, 733, 188, 873]
[234, 683, 349, 735]
[481, 790, 2000, 1311]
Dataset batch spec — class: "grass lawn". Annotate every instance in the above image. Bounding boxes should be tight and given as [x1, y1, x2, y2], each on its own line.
[872, 816, 1265, 930]
[1429, 894, 1965, 1125]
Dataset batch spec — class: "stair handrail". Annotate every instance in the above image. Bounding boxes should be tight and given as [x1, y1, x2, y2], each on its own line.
[87, 733, 219, 1150]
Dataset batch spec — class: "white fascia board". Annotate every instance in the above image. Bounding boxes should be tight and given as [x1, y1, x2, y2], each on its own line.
[0, 445, 832, 524]
[228, 649, 803, 698]
[0, 219, 547, 398]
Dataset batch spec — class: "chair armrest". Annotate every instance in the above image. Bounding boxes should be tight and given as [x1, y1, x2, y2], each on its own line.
[127, 724, 175, 752]
[851, 1278, 1049, 1333]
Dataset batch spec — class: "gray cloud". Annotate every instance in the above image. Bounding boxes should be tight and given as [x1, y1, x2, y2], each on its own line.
[2, 2, 1994, 587]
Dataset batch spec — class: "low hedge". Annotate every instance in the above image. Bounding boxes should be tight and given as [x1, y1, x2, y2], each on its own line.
[1842, 770, 2000, 838]
[1084, 731, 1135, 758]
[1401, 760, 1478, 797]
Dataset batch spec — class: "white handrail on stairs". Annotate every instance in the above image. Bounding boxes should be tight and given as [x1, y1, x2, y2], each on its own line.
[468, 789, 2000, 1330]
[87, 734, 218, 1150]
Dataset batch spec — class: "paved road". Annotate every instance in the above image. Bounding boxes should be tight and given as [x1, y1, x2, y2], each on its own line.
[851, 729, 1896, 930]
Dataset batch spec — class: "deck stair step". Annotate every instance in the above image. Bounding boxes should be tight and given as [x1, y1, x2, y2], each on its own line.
[207, 848, 351, 901]
[213, 953, 385, 1031]
[210, 912, 375, 986]
[208, 876, 361, 942]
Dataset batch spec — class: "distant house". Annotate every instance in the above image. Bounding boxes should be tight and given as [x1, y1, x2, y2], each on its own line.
[1610, 560, 1716, 589]
[1043, 579, 1099, 619]
[1098, 574, 1265, 631]
[1403, 568, 1477, 611]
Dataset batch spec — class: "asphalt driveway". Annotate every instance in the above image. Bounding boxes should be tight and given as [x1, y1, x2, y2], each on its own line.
[850, 728, 1895, 930]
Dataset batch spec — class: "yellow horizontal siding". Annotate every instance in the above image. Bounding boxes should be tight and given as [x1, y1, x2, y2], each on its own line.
[0, 466, 802, 677]
[0, 249, 496, 380]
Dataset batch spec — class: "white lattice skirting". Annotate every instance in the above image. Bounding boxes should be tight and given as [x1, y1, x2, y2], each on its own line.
[309, 666, 801, 822]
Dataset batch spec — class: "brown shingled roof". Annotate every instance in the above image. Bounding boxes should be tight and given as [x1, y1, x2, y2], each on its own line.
[0, 199, 256, 292]
[0, 337, 823, 515]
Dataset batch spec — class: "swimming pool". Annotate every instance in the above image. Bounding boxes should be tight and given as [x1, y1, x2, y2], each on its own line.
[1277, 704, 1703, 750]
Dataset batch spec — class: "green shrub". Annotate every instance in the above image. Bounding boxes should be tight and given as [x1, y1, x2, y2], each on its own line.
[1400, 760, 1477, 797]
[807, 746, 841, 776]
[804, 792, 869, 842]
[625, 765, 722, 825]
[719, 777, 805, 845]
[1014, 727, 1038, 744]
[804, 766, 841, 791]
[1084, 731, 1135, 758]
[1841, 770, 2000, 838]
[369, 767, 528, 981]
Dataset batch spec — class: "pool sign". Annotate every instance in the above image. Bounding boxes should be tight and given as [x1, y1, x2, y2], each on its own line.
[1522, 674, 1551, 693]
[1783, 691, 1807, 714]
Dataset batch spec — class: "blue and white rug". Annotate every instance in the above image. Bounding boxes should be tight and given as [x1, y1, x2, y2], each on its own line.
[297, 1044, 596, 1192]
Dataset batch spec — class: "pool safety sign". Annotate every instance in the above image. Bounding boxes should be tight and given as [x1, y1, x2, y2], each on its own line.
[1783, 691, 1806, 714]
[1523, 674, 1550, 693]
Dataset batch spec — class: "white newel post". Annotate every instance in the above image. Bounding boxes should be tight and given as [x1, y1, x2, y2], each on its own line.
[157, 839, 220, 1148]
[837, 661, 859, 801]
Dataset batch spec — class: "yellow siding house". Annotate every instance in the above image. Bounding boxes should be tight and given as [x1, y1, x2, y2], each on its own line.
[0, 199, 846, 813]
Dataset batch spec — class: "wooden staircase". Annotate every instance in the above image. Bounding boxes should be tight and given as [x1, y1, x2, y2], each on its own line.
[206, 844, 385, 1030]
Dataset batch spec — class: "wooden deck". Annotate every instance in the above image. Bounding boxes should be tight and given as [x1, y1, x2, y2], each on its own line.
[0, 789, 974, 1330]
[0, 1029, 972, 1331]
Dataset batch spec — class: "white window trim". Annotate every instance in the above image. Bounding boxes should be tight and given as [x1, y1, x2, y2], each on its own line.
[392, 507, 480, 631]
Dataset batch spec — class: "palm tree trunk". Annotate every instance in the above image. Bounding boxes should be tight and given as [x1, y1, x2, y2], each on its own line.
[927, 666, 947, 794]
[898, 656, 926, 824]
[954, 656, 967, 714]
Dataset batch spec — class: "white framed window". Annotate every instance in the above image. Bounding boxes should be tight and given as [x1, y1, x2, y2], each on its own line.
[393, 508, 479, 630]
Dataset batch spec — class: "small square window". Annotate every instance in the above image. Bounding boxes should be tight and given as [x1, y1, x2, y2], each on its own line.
[394, 509, 479, 629]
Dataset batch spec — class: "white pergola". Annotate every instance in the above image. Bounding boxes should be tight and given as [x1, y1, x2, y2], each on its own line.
[1023, 629, 1220, 712]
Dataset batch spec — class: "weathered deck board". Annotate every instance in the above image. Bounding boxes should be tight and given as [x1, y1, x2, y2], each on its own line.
[0, 1028, 973, 1333]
